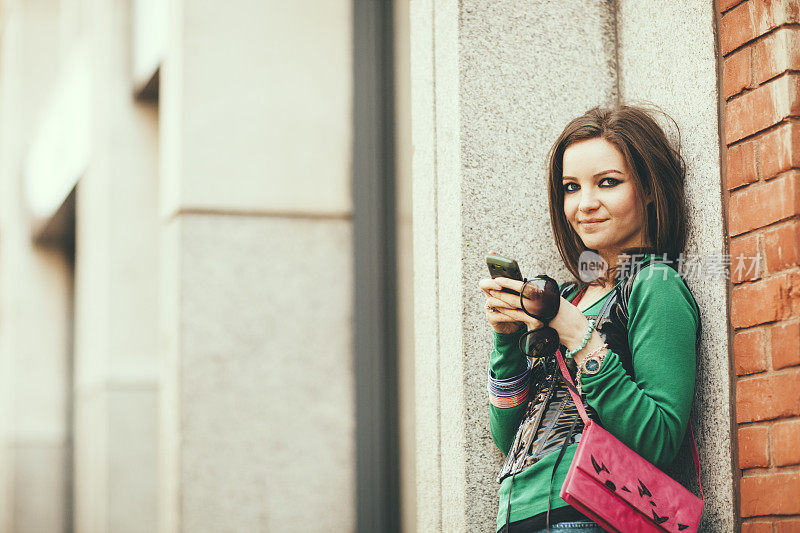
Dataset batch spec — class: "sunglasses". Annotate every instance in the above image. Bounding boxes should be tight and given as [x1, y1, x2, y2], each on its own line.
[517, 275, 562, 359]
[518, 275, 561, 322]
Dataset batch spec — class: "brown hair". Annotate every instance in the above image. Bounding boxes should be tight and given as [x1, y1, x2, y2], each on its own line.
[547, 105, 689, 287]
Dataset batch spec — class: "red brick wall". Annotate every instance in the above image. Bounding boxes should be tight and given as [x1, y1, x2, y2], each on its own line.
[720, 0, 800, 530]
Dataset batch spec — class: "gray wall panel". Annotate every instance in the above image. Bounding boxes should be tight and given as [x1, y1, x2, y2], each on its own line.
[171, 215, 355, 532]
[617, 2, 734, 530]
[412, 1, 618, 530]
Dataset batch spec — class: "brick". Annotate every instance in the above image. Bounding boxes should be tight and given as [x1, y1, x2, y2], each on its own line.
[721, 0, 800, 56]
[736, 369, 800, 423]
[741, 472, 800, 516]
[753, 27, 800, 85]
[721, 1, 758, 56]
[735, 328, 767, 375]
[758, 122, 800, 181]
[720, 0, 745, 15]
[727, 139, 759, 190]
[724, 46, 753, 99]
[776, 519, 800, 533]
[773, 418, 800, 465]
[731, 276, 789, 328]
[738, 425, 770, 467]
[787, 270, 800, 318]
[771, 320, 800, 369]
[743, 521, 774, 533]
[729, 171, 800, 236]
[725, 75, 800, 144]
[764, 221, 800, 273]
[731, 233, 763, 283]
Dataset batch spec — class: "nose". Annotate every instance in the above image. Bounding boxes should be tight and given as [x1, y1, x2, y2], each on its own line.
[578, 187, 601, 213]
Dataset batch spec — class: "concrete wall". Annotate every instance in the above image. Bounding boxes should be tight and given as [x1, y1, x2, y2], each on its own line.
[410, 1, 733, 531]
[158, 1, 356, 531]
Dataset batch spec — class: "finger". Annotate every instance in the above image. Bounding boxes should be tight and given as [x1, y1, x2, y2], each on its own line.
[479, 278, 503, 296]
[492, 281, 548, 316]
[479, 278, 503, 290]
[486, 306, 520, 322]
[494, 277, 525, 293]
[495, 307, 544, 329]
[491, 288, 549, 321]
[492, 307, 529, 325]
[486, 296, 512, 309]
[489, 289, 522, 309]
[487, 310, 522, 325]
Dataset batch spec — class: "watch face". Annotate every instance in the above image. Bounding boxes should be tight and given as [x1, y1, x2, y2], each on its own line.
[585, 358, 600, 374]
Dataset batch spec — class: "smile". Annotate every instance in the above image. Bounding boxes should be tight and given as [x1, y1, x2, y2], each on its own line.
[579, 220, 608, 230]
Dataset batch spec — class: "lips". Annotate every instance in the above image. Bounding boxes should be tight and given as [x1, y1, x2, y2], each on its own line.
[580, 219, 608, 224]
[579, 219, 608, 231]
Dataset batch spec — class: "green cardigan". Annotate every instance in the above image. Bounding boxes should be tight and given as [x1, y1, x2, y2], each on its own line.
[489, 257, 700, 531]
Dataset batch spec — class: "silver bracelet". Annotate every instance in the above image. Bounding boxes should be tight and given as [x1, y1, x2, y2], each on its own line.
[582, 342, 609, 361]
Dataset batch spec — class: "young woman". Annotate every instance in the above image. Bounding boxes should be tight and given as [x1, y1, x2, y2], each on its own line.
[478, 105, 701, 532]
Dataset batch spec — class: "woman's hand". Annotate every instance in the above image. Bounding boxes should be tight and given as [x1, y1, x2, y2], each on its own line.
[478, 277, 545, 334]
[490, 277, 588, 350]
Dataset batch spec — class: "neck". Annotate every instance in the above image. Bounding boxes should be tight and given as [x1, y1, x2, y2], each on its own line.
[593, 248, 655, 289]
[599, 249, 625, 279]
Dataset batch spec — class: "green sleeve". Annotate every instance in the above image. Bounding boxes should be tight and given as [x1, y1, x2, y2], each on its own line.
[488, 325, 529, 454]
[579, 263, 699, 468]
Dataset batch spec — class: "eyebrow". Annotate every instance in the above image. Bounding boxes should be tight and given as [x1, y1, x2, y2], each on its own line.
[561, 169, 623, 180]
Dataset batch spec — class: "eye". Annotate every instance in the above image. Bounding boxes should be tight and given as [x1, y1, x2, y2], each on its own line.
[562, 177, 621, 193]
[600, 177, 620, 187]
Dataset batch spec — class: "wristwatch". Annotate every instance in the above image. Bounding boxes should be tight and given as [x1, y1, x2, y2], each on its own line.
[576, 344, 608, 395]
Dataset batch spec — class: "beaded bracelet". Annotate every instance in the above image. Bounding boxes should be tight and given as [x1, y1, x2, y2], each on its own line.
[565, 318, 596, 359]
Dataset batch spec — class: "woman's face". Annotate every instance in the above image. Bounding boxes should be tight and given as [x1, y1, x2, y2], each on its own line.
[561, 137, 649, 266]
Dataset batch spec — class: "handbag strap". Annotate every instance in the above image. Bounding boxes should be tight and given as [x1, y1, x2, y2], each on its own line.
[554, 348, 704, 500]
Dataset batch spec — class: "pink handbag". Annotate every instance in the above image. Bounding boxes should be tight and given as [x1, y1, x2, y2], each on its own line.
[555, 349, 704, 532]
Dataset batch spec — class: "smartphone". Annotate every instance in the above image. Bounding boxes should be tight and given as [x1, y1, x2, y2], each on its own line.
[486, 254, 523, 294]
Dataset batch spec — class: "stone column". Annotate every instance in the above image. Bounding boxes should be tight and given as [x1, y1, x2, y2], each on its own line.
[410, 1, 618, 531]
[72, 0, 160, 531]
[0, 0, 70, 531]
[158, 1, 355, 531]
